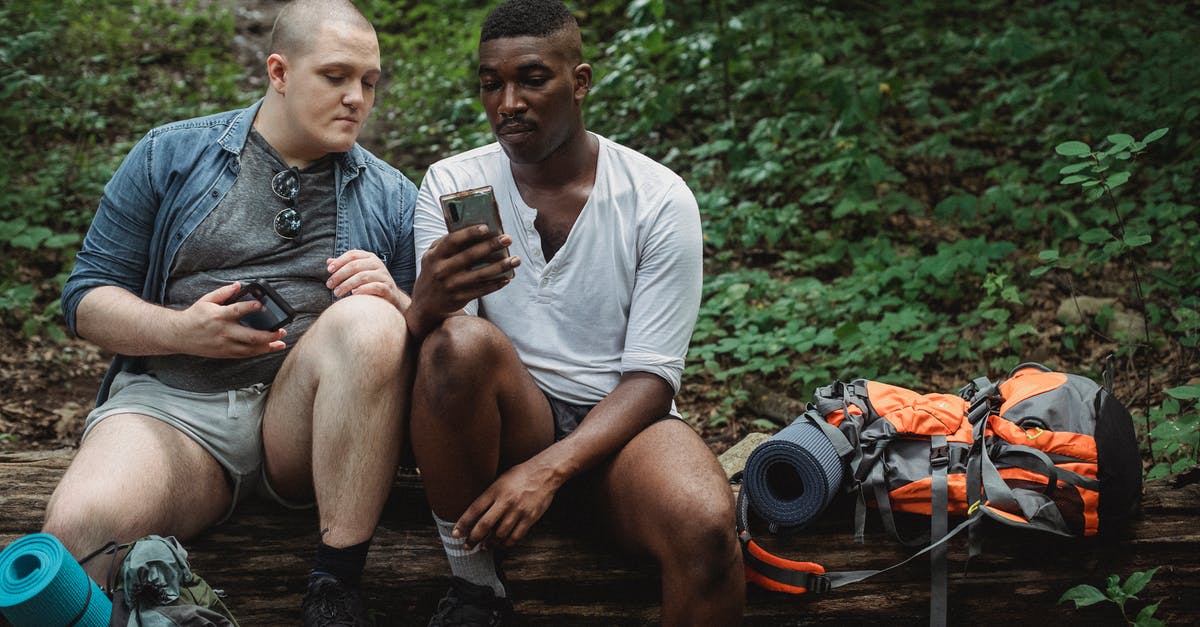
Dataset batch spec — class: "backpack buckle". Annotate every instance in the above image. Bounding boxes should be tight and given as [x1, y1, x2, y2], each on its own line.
[808, 573, 832, 594]
[930, 444, 950, 468]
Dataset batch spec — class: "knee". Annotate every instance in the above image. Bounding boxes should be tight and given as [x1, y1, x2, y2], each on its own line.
[416, 315, 505, 387]
[658, 491, 741, 583]
[687, 500, 740, 567]
[314, 295, 409, 369]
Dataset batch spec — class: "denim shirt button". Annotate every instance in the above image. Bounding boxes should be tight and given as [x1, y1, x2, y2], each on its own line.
[210, 189, 218, 198]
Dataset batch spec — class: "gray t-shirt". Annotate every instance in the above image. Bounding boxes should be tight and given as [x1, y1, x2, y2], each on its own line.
[146, 129, 337, 392]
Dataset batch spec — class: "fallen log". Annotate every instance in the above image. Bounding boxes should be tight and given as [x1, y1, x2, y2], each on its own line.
[2, 449, 1198, 626]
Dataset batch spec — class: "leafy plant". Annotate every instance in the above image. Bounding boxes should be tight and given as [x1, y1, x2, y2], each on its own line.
[1059, 568, 1163, 626]
[1040, 129, 1196, 470]
[1145, 385, 1200, 481]
[3, 0, 1198, 496]
[0, 0, 245, 338]
[1038, 129, 1168, 279]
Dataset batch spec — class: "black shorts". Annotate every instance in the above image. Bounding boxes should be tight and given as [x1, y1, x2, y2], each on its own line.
[544, 392, 680, 441]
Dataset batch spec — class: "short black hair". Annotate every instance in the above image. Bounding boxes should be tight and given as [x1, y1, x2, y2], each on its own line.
[480, 0, 577, 42]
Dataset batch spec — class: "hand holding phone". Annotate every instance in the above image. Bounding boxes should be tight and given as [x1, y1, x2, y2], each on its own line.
[439, 186, 515, 280]
[223, 280, 295, 331]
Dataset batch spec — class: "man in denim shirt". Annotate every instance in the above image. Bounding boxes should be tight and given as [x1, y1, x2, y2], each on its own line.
[43, 1, 413, 624]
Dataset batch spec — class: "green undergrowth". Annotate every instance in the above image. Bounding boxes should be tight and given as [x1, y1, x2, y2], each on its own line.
[2, 0, 1197, 474]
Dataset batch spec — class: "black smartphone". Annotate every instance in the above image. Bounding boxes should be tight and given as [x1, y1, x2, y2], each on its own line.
[223, 280, 295, 331]
[439, 186, 515, 279]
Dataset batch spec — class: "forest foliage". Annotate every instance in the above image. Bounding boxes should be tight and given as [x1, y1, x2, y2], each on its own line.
[2, 0, 1197, 477]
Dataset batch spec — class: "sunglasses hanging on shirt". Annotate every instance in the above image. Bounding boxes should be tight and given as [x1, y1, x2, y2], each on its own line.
[271, 167, 302, 240]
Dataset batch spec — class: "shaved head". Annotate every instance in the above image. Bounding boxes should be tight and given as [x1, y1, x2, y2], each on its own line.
[269, 0, 375, 58]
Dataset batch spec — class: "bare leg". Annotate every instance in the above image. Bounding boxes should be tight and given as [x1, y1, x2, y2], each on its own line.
[594, 419, 745, 626]
[43, 414, 232, 582]
[409, 315, 552, 520]
[262, 295, 412, 548]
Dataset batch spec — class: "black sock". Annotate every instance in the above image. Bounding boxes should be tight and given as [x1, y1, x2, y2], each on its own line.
[310, 537, 372, 587]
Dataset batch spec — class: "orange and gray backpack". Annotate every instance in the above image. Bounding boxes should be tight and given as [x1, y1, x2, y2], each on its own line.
[735, 361, 1143, 623]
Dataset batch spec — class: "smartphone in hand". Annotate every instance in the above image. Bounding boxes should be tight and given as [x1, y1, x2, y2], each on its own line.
[439, 186, 515, 280]
[223, 280, 295, 331]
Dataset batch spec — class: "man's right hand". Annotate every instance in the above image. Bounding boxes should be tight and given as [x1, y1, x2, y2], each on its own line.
[405, 225, 520, 340]
[177, 282, 288, 358]
[75, 283, 287, 358]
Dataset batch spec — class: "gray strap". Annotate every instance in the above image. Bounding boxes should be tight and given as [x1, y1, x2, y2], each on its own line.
[994, 443, 1099, 491]
[800, 409, 856, 460]
[868, 457, 910, 544]
[854, 490, 868, 544]
[824, 515, 979, 589]
[973, 419, 1075, 536]
[930, 435, 949, 627]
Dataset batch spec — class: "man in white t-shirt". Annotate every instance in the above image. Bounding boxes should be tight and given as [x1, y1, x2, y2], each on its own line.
[405, 1, 744, 624]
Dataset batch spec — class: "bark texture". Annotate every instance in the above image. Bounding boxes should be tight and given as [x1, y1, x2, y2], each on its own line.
[2, 449, 1197, 626]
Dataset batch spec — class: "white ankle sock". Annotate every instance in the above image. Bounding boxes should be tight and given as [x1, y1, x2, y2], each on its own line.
[434, 512, 506, 597]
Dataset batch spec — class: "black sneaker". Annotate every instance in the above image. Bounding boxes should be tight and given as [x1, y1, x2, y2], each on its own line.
[427, 576, 513, 626]
[302, 573, 370, 627]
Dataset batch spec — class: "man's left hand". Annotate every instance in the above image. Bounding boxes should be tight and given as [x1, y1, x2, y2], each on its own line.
[326, 250, 411, 311]
[455, 460, 559, 550]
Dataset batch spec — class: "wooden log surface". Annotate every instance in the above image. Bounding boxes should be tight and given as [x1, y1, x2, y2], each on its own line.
[2, 449, 1198, 626]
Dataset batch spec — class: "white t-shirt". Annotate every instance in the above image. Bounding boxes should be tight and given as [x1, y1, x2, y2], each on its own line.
[414, 133, 703, 407]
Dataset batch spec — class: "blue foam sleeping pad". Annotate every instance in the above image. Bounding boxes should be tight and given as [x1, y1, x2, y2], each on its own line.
[0, 533, 111, 627]
[742, 417, 845, 530]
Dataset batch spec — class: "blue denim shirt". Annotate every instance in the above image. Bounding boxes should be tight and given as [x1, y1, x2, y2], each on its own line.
[63, 99, 417, 402]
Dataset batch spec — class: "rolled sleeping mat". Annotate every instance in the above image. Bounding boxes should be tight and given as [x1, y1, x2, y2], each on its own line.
[0, 533, 111, 627]
[743, 416, 845, 530]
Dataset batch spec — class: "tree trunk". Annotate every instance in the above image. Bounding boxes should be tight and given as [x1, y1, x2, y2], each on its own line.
[2, 449, 1197, 626]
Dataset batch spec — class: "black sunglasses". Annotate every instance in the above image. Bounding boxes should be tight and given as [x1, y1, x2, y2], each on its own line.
[271, 167, 301, 240]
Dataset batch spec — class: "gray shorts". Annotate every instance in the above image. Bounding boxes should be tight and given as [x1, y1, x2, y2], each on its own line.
[82, 371, 310, 522]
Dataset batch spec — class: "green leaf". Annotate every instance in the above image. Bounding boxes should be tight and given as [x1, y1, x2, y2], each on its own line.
[0, 219, 28, 241]
[1146, 462, 1170, 481]
[1143, 128, 1169, 143]
[1055, 141, 1091, 157]
[1134, 603, 1165, 627]
[1165, 385, 1200, 400]
[1104, 574, 1123, 599]
[1059, 162, 1092, 175]
[9, 226, 52, 249]
[43, 233, 81, 249]
[1060, 174, 1091, 185]
[1030, 265, 1053, 277]
[750, 418, 777, 430]
[1038, 249, 1060, 261]
[1059, 584, 1108, 607]
[1106, 133, 1134, 148]
[1123, 234, 1152, 247]
[1107, 171, 1131, 187]
[1079, 228, 1113, 244]
[1121, 568, 1158, 596]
